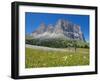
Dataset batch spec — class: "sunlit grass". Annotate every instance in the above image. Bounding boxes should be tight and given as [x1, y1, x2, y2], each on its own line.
[25, 47, 89, 68]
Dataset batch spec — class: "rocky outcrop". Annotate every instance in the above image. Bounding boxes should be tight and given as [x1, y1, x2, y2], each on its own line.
[31, 19, 85, 41]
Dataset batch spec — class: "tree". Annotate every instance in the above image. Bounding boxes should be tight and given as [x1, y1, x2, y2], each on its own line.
[73, 40, 77, 52]
[67, 43, 73, 52]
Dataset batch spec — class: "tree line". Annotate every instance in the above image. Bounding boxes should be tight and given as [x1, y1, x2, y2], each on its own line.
[26, 38, 89, 48]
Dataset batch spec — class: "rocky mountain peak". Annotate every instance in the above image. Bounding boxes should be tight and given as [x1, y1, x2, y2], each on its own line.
[47, 24, 54, 33]
[31, 19, 85, 41]
[35, 22, 46, 34]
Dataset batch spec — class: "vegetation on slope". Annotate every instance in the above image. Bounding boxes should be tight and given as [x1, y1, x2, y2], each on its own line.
[26, 38, 89, 48]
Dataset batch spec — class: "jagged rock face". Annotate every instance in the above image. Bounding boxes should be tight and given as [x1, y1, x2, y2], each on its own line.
[36, 23, 46, 34]
[46, 24, 54, 33]
[31, 23, 46, 37]
[31, 19, 85, 41]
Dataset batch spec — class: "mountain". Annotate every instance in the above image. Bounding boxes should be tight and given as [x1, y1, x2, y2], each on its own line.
[31, 19, 85, 41]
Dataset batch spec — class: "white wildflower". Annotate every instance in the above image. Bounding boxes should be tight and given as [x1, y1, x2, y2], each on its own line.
[70, 55, 72, 57]
[83, 56, 86, 59]
[62, 56, 68, 61]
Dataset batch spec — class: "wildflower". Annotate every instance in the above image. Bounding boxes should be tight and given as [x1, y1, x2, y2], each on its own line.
[70, 55, 72, 57]
[83, 56, 86, 59]
[62, 56, 68, 61]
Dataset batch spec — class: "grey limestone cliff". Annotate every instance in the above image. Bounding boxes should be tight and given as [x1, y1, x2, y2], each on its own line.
[31, 19, 85, 41]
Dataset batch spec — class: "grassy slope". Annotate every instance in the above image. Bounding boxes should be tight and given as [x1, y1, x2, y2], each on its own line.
[25, 47, 89, 68]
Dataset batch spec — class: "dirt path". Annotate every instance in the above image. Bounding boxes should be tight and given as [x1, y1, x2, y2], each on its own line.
[26, 44, 67, 52]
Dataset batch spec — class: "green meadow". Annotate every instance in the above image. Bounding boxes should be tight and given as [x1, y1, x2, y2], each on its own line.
[25, 47, 89, 68]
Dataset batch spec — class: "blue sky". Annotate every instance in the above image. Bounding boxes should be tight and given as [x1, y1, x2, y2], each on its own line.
[25, 12, 89, 41]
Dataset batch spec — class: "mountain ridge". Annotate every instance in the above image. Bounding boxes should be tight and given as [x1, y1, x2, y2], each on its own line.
[30, 19, 85, 42]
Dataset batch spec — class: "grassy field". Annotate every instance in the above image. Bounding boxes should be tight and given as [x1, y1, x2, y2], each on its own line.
[25, 47, 89, 68]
